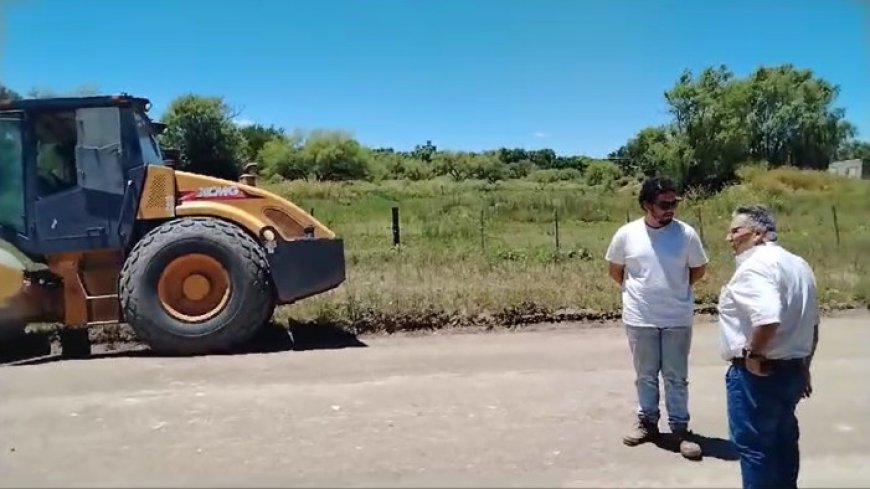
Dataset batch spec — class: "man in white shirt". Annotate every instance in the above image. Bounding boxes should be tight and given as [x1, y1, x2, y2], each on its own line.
[605, 176, 709, 460]
[717, 204, 819, 489]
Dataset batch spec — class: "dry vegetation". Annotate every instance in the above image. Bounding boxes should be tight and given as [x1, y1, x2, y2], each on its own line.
[262, 166, 870, 333]
[2, 167, 866, 339]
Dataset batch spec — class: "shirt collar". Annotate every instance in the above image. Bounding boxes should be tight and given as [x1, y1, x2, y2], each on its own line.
[735, 241, 776, 265]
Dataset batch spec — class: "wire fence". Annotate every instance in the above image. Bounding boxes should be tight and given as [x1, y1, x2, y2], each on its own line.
[308, 204, 850, 254]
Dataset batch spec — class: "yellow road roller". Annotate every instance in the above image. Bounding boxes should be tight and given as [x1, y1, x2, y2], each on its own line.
[0, 94, 345, 356]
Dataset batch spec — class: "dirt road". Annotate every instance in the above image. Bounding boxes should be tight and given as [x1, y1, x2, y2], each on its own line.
[1, 311, 868, 488]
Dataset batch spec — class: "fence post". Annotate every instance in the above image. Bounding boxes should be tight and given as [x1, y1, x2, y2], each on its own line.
[310, 207, 315, 217]
[554, 209, 561, 257]
[479, 208, 486, 252]
[391, 206, 400, 246]
[695, 207, 706, 246]
[625, 208, 630, 223]
[832, 205, 841, 247]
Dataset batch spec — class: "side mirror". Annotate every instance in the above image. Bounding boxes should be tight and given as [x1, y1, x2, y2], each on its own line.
[150, 122, 168, 135]
[161, 148, 181, 169]
[161, 148, 180, 160]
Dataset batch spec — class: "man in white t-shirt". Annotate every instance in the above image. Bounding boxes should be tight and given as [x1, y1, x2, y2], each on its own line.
[605, 176, 709, 460]
[717, 204, 818, 489]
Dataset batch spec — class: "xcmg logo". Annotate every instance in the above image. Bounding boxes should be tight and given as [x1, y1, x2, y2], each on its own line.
[196, 186, 242, 198]
[179, 185, 257, 201]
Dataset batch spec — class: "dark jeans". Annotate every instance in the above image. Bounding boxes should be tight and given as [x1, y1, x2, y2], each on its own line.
[726, 361, 806, 489]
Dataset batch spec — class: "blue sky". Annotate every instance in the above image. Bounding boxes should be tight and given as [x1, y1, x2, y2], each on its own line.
[1, 0, 868, 157]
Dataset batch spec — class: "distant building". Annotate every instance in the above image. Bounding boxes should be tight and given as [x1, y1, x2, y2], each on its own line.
[828, 159, 868, 179]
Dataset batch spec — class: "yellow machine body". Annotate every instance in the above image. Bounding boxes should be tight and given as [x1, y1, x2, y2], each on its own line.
[0, 248, 25, 307]
[137, 166, 335, 241]
[38, 165, 346, 332]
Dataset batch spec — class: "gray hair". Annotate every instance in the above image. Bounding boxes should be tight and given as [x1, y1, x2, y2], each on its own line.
[733, 204, 778, 242]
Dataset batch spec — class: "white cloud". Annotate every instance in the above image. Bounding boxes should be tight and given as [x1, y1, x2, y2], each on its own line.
[533, 131, 550, 139]
[233, 118, 254, 128]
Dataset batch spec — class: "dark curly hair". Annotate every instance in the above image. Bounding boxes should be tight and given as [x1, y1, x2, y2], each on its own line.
[638, 176, 677, 210]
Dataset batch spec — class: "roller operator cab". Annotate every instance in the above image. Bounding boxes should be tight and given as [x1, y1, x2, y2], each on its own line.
[0, 94, 346, 355]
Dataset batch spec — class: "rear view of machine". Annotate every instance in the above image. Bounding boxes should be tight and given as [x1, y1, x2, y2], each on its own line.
[0, 94, 346, 356]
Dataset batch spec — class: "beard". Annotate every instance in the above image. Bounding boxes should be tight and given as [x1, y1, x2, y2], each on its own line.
[656, 214, 674, 226]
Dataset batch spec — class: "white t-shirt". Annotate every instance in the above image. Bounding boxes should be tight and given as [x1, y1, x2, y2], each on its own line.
[717, 242, 819, 361]
[605, 218, 709, 328]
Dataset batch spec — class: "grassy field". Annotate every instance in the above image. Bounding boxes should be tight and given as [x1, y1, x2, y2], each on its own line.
[263, 167, 870, 332]
[2, 167, 867, 336]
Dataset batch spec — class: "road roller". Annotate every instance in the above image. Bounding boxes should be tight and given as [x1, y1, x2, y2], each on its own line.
[0, 94, 345, 356]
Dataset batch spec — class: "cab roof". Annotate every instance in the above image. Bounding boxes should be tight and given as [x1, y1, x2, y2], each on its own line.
[0, 94, 151, 113]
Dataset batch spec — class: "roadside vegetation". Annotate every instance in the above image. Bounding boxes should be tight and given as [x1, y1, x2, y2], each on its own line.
[2, 63, 868, 334]
[263, 167, 870, 332]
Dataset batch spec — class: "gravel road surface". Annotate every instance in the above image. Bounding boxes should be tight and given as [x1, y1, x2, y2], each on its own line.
[1, 311, 868, 488]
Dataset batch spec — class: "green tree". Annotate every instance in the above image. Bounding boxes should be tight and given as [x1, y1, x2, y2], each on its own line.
[836, 139, 870, 161]
[613, 126, 671, 176]
[241, 123, 285, 160]
[507, 159, 537, 179]
[584, 160, 622, 186]
[432, 151, 472, 181]
[617, 63, 856, 190]
[528, 148, 557, 168]
[743, 65, 855, 169]
[467, 153, 508, 183]
[159, 95, 249, 180]
[377, 151, 433, 180]
[257, 134, 311, 180]
[663, 65, 751, 189]
[300, 130, 373, 181]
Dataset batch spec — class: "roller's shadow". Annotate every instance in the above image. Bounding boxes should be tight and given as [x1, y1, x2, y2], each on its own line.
[2, 321, 367, 366]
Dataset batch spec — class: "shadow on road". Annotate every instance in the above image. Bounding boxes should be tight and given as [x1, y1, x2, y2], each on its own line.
[653, 432, 739, 461]
[1, 322, 367, 367]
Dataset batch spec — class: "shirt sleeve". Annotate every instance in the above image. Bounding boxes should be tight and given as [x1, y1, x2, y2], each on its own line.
[604, 227, 626, 265]
[686, 227, 709, 268]
[729, 262, 781, 328]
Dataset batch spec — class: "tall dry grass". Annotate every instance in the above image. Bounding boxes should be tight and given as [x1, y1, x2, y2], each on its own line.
[2, 168, 864, 335]
[263, 169, 870, 332]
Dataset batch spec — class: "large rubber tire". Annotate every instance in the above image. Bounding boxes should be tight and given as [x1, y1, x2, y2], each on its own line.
[119, 217, 275, 355]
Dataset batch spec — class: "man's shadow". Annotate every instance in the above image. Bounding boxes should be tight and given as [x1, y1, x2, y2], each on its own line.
[653, 432, 739, 461]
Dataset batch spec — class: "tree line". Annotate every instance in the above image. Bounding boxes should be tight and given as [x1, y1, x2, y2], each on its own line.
[3, 63, 869, 191]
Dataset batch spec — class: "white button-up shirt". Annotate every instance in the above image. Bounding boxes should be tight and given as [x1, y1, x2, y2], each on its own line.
[717, 242, 819, 361]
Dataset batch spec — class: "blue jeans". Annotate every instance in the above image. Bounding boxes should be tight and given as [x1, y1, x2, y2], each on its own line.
[625, 325, 692, 429]
[726, 362, 805, 489]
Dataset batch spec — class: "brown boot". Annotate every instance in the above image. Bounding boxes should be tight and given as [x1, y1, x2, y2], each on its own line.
[623, 419, 659, 446]
[672, 425, 702, 460]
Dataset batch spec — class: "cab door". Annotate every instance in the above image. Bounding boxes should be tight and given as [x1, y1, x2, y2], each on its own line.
[31, 106, 127, 255]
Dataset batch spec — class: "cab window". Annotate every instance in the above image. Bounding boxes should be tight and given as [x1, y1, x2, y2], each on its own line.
[135, 112, 163, 165]
[0, 117, 25, 232]
[33, 110, 78, 196]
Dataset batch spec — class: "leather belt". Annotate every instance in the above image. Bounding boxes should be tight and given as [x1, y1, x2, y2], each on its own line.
[730, 357, 806, 369]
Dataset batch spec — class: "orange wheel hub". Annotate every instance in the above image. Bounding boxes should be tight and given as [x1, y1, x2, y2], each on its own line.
[157, 254, 231, 323]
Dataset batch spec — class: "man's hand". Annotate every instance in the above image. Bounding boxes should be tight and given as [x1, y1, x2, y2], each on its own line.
[745, 356, 770, 377]
[608, 262, 625, 286]
[689, 265, 706, 286]
[801, 365, 813, 399]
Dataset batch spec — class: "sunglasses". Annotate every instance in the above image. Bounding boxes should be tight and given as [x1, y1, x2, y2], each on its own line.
[654, 199, 679, 211]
